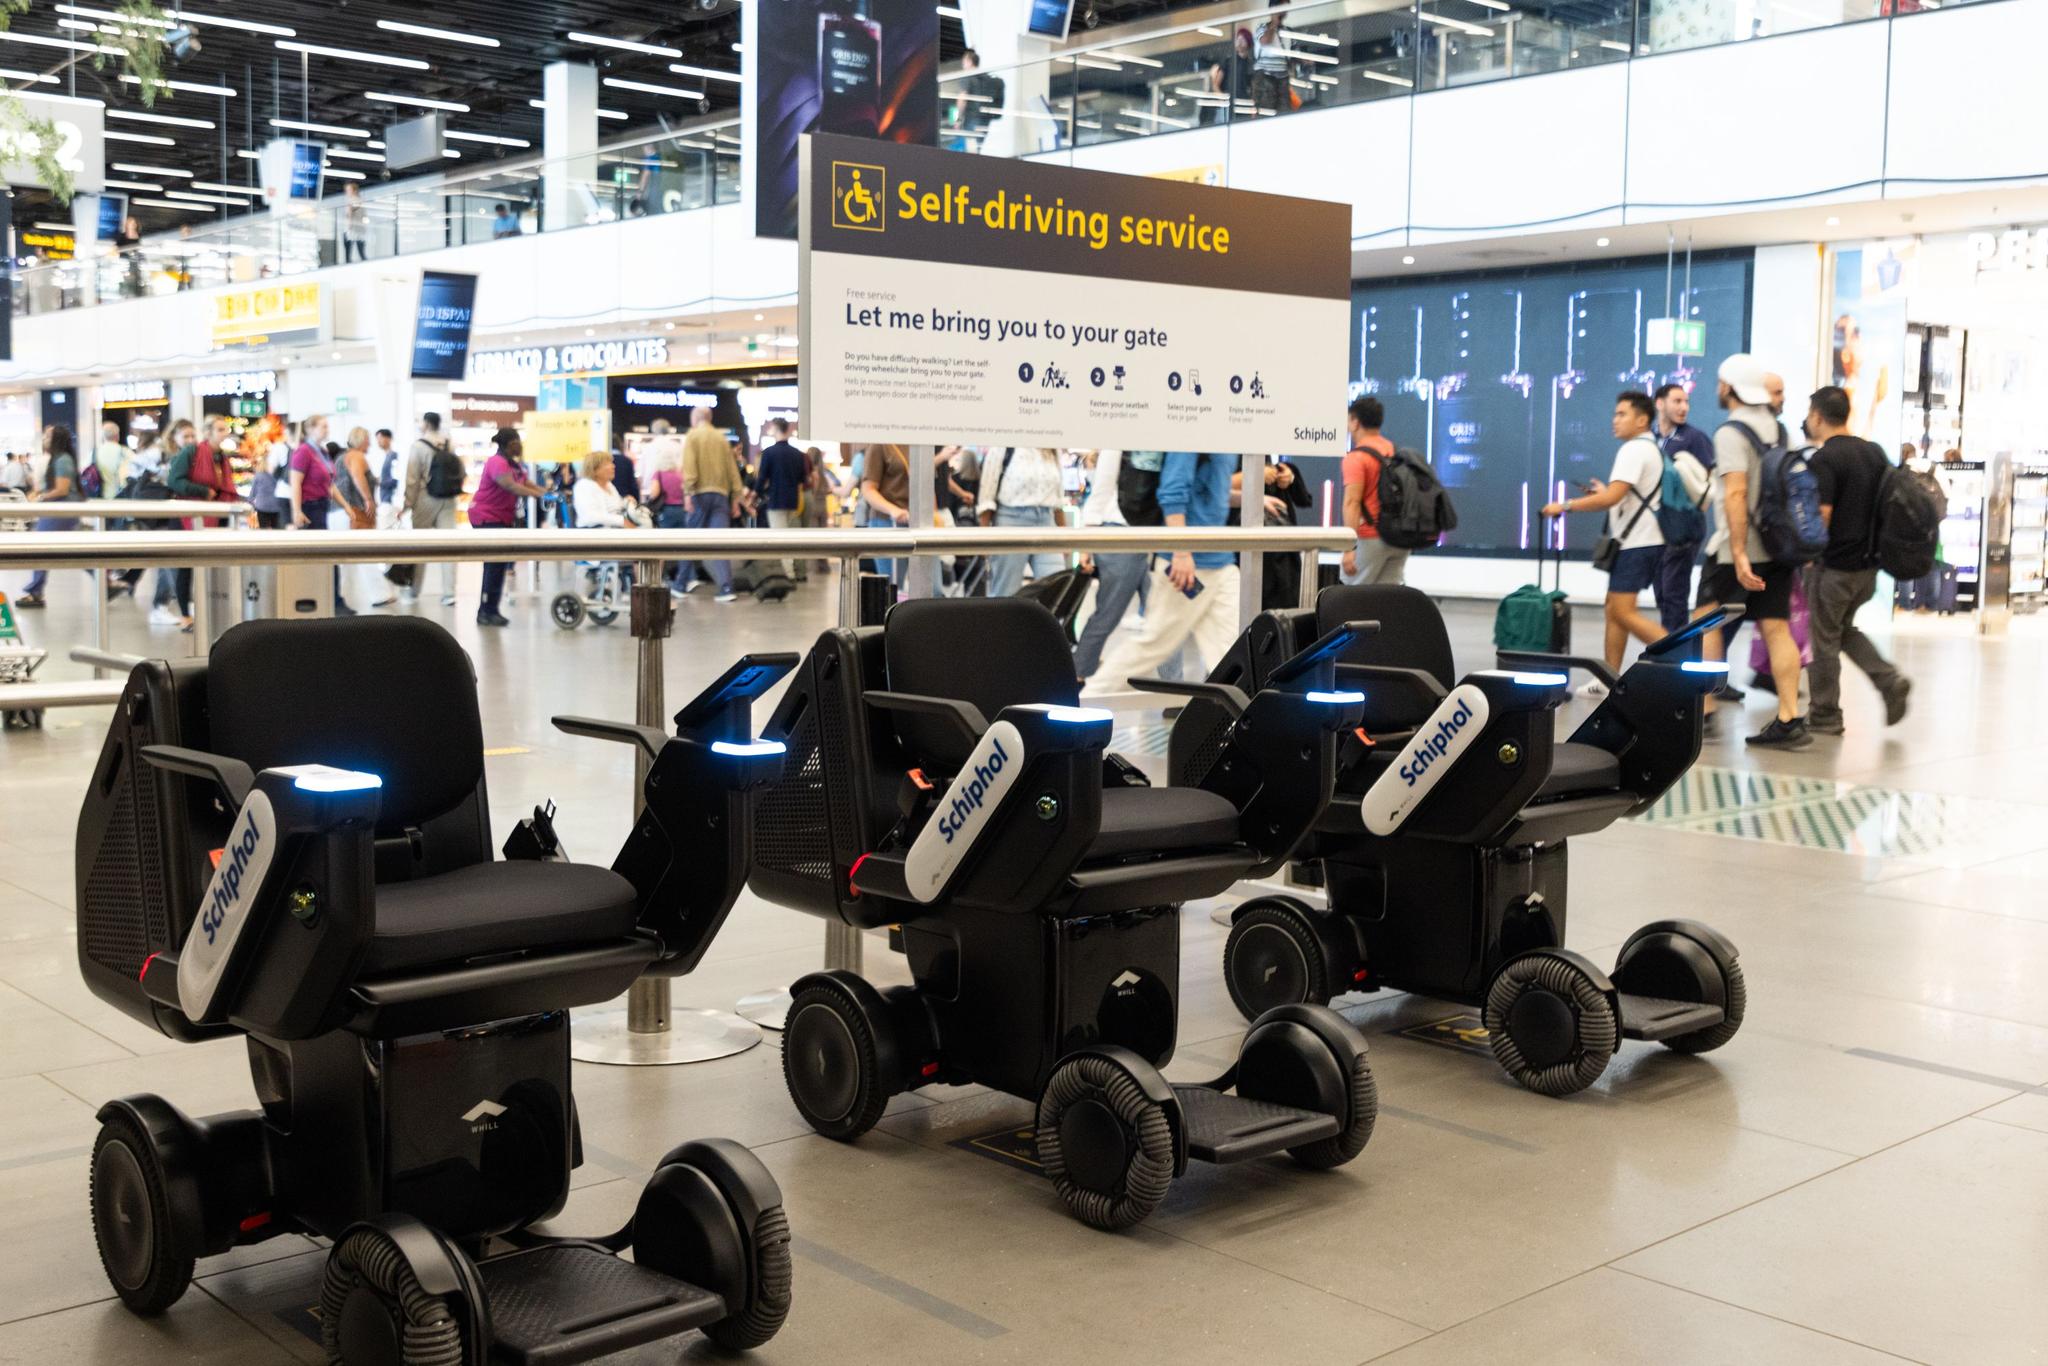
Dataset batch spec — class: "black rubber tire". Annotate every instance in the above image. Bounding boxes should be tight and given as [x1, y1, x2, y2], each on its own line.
[89, 1112, 194, 1316]
[1035, 1054, 1175, 1231]
[1483, 953, 1618, 1097]
[782, 982, 889, 1141]
[1224, 898, 1330, 1024]
[1663, 957, 1747, 1055]
[701, 1205, 794, 1351]
[320, 1226, 472, 1366]
[549, 593, 584, 630]
[1288, 1044, 1379, 1171]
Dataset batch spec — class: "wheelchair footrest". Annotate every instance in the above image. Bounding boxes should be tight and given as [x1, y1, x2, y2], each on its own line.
[1617, 993, 1725, 1042]
[1172, 1084, 1339, 1165]
[479, 1242, 726, 1366]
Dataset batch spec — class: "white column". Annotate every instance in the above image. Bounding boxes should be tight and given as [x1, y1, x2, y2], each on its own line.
[542, 62, 599, 235]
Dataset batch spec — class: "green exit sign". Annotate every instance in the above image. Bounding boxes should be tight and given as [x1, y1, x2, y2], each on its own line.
[1648, 318, 1706, 357]
[232, 397, 265, 418]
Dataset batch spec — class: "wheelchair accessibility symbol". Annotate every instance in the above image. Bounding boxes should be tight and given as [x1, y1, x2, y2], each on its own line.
[831, 161, 886, 232]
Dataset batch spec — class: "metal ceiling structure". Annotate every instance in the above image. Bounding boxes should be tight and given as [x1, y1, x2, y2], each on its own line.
[0, 0, 1195, 226]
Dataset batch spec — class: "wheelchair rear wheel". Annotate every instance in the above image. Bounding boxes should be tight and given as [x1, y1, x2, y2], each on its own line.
[1224, 897, 1332, 1023]
[549, 593, 586, 630]
[90, 1111, 195, 1315]
[1483, 950, 1618, 1097]
[1036, 1053, 1177, 1231]
[782, 979, 890, 1141]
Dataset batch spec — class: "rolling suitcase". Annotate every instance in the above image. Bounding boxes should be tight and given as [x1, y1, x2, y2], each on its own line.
[1494, 535, 1570, 654]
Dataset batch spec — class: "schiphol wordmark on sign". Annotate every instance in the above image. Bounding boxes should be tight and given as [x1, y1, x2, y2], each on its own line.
[799, 132, 1349, 454]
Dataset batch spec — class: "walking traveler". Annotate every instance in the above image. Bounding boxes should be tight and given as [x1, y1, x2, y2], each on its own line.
[1340, 397, 1405, 585]
[754, 419, 810, 580]
[15, 425, 90, 609]
[1082, 451, 1241, 694]
[1803, 385, 1911, 735]
[400, 412, 463, 605]
[979, 447, 1068, 598]
[1073, 449, 1146, 681]
[1542, 392, 1667, 694]
[1652, 382, 1714, 631]
[677, 406, 741, 603]
[289, 415, 354, 616]
[471, 427, 545, 627]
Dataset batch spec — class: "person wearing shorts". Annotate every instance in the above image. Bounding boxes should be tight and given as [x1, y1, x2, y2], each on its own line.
[1542, 391, 1666, 698]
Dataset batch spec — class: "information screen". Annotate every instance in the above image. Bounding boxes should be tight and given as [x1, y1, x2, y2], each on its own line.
[1027, 0, 1075, 39]
[410, 271, 480, 381]
[1351, 253, 1752, 555]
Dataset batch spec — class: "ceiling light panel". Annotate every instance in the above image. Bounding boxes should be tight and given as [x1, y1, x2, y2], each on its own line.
[276, 40, 429, 70]
[568, 31, 679, 57]
[375, 20, 499, 47]
[366, 91, 470, 112]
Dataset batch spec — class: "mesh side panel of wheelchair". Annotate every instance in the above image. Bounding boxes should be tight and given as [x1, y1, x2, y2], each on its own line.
[80, 751, 161, 980]
[1170, 700, 1235, 789]
[752, 703, 835, 885]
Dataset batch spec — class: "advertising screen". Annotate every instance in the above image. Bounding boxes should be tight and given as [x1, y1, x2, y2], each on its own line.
[1027, 0, 1076, 39]
[751, 0, 939, 240]
[288, 141, 325, 201]
[410, 271, 480, 380]
[95, 193, 127, 243]
[1351, 253, 1752, 555]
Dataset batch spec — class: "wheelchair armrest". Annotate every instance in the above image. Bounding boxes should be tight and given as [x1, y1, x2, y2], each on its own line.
[141, 744, 255, 809]
[864, 691, 991, 755]
[551, 715, 671, 764]
[1269, 619, 1380, 688]
[1129, 677, 1252, 718]
[1643, 603, 1746, 658]
[1496, 651, 1617, 692]
[1334, 663, 1448, 710]
[674, 651, 801, 744]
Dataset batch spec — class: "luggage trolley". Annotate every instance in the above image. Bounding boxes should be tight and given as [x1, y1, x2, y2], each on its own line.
[1171, 586, 1747, 1097]
[74, 617, 799, 1362]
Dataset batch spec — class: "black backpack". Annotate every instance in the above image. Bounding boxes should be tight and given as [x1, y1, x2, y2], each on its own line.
[1871, 458, 1942, 579]
[426, 441, 465, 499]
[1369, 447, 1458, 549]
[1116, 450, 1170, 527]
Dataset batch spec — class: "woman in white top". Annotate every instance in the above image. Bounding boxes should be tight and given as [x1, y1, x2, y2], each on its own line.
[572, 449, 630, 528]
[979, 446, 1067, 599]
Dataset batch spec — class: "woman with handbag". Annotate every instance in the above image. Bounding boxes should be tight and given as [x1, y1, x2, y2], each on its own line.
[1541, 391, 1667, 697]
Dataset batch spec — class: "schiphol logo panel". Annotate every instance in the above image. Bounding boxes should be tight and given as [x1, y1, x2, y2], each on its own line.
[807, 248, 1346, 454]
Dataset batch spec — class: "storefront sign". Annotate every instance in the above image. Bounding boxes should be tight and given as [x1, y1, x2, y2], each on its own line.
[21, 229, 74, 259]
[469, 337, 670, 381]
[193, 369, 278, 398]
[798, 132, 1349, 452]
[450, 394, 535, 427]
[102, 379, 169, 408]
[1970, 227, 2048, 276]
[211, 283, 326, 351]
[619, 385, 718, 410]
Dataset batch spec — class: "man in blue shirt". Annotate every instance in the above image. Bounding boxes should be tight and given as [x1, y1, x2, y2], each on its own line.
[1083, 451, 1240, 695]
[1652, 382, 1715, 633]
[753, 419, 810, 581]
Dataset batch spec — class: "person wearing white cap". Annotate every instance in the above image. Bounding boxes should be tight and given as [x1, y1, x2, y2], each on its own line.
[1693, 352, 1808, 748]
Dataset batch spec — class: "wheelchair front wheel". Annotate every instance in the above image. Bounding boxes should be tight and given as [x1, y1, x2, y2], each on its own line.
[549, 593, 586, 630]
[1036, 1053, 1176, 1231]
[90, 1111, 195, 1315]
[1224, 897, 1332, 1023]
[1483, 950, 1618, 1097]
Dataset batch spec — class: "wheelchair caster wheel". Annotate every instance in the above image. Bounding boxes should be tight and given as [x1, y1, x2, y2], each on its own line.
[549, 593, 585, 630]
[1036, 1052, 1177, 1231]
[1236, 1005, 1378, 1169]
[1614, 920, 1747, 1055]
[1223, 896, 1332, 1023]
[1483, 950, 1618, 1097]
[321, 1218, 486, 1366]
[783, 975, 891, 1141]
[634, 1139, 793, 1351]
[589, 605, 620, 627]
[90, 1111, 195, 1315]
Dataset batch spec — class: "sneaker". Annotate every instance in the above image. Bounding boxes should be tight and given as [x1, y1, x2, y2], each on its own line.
[476, 610, 510, 627]
[1883, 677, 1912, 727]
[668, 586, 688, 600]
[682, 579, 704, 595]
[13, 593, 43, 609]
[1576, 679, 1609, 700]
[370, 597, 395, 608]
[335, 601, 358, 617]
[148, 604, 180, 626]
[440, 594, 458, 607]
[1806, 713, 1845, 736]
[714, 591, 739, 604]
[1712, 682, 1746, 703]
[1745, 716, 1813, 750]
[400, 588, 419, 604]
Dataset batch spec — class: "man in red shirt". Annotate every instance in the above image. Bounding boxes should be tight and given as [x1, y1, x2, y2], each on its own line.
[1340, 396, 1405, 584]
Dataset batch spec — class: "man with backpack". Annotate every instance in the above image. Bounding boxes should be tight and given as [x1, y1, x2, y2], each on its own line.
[400, 411, 463, 605]
[1653, 382, 1714, 632]
[1340, 396, 1403, 584]
[1804, 385, 1913, 735]
[1699, 353, 1816, 748]
[1540, 391, 1667, 695]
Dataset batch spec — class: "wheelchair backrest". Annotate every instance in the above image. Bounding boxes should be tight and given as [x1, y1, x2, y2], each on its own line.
[1316, 585, 1456, 690]
[207, 618, 491, 880]
[883, 598, 1078, 774]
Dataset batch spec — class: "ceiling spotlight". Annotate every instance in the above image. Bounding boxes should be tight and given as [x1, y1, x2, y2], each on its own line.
[1402, 255, 1415, 265]
[1595, 236, 1611, 247]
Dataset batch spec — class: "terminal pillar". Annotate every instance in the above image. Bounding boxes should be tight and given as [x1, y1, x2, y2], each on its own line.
[960, 0, 1056, 160]
[541, 62, 599, 235]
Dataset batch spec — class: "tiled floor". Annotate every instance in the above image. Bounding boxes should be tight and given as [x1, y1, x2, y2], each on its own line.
[4, 569, 2046, 1364]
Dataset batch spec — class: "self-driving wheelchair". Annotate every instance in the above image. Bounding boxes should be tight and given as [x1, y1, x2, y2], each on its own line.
[747, 597, 1379, 1231]
[73, 616, 796, 1362]
[1168, 585, 1747, 1097]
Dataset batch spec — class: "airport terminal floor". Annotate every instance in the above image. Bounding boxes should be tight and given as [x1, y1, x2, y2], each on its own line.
[3, 574, 2046, 1364]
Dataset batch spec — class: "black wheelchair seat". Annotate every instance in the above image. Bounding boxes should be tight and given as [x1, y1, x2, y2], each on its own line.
[362, 860, 640, 974]
[1538, 742, 1621, 800]
[1094, 786, 1243, 860]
